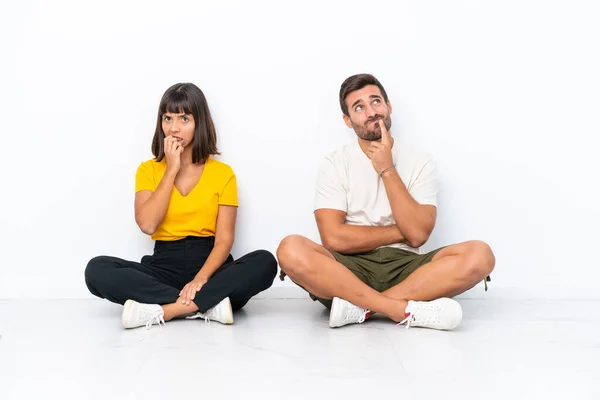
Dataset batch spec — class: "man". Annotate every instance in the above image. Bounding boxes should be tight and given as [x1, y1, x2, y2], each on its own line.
[277, 73, 495, 330]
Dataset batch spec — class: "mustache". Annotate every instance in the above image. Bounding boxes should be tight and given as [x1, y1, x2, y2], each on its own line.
[366, 115, 385, 126]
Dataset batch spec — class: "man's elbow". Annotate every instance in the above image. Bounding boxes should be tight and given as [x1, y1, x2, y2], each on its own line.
[406, 232, 430, 249]
[321, 235, 347, 253]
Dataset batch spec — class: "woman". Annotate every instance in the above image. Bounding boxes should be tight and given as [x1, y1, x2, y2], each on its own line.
[85, 83, 277, 329]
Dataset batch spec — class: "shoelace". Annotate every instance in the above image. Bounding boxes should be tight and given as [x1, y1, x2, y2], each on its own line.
[186, 311, 212, 325]
[398, 303, 440, 330]
[398, 313, 415, 330]
[145, 312, 166, 330]
[345, 305, 368, 324]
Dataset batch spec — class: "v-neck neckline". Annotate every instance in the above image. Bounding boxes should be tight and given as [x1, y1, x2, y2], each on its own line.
[173, 159, 210, 198]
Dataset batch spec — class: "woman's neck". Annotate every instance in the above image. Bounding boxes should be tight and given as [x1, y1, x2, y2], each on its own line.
[180, 148, 194, 165]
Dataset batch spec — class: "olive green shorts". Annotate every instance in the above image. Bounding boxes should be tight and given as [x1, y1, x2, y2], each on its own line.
[309, 246, 444, 309]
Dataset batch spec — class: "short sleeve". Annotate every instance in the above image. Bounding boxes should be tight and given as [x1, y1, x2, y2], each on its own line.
[135, 161, 157, 192]
[314, 156, 347, 212]
[218, 172, 238, 206]
[409, 157, 438, 207]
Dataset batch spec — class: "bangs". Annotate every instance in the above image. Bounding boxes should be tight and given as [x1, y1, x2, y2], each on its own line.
[160, 90, 194, 115]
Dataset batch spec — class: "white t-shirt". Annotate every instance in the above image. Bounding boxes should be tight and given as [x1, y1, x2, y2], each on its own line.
[314, 139, 438, 253]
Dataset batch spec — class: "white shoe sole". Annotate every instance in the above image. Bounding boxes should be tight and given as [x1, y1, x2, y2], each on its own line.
[329, 297, 343, 328]
[220, 297, 234, 325]
[121, 299, 134, 329]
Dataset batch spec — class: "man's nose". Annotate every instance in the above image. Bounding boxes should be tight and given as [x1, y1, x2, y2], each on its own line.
[365, 104, 377, 119]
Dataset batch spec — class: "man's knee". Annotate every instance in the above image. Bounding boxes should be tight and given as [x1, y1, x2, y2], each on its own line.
[276, 235, 313, 276]
[462, 240, 495, 280]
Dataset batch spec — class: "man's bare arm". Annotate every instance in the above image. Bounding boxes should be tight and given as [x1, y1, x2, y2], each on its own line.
[366, 122, 436, 248]
[315, 209, 404, 254]
[380, 170, 437, 248]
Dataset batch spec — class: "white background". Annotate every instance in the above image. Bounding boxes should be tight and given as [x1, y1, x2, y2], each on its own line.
[1, 0, 598, 299]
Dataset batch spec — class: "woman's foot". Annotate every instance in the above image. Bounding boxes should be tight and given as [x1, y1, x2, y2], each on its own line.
[121, 299, 165, 329]
[186, 297, 234, 325]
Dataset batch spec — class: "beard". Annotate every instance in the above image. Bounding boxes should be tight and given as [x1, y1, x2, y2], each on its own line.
[351, 114, 392, 141]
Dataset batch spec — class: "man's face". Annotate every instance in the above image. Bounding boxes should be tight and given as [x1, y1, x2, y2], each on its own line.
[343, 85, 392, 141]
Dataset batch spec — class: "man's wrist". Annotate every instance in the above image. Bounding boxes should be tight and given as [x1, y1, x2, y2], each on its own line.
[379, 164, 396, 177]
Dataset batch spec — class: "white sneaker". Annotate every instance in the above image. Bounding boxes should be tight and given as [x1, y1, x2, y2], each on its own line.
[329, 297, 370, 328]
[399, 298, 462, 330]
[121, 300, 165, 329]
[186, 297, 234, 325]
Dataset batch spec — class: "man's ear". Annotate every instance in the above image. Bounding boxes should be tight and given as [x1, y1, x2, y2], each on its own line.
[343, 114, 353, 128]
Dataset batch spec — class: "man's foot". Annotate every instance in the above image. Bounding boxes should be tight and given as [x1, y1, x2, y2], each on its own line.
[329, 297, 370, 328]
[121, 299, 165, 329]
[399, 298, 462, 330]
[186, 297, 234, 325]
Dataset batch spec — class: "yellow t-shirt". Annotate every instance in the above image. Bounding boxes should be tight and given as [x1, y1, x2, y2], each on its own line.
[135, 157, 238, 241]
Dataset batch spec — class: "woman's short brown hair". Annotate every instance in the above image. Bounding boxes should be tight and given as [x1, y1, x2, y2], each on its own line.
[152, 83, 219, 164]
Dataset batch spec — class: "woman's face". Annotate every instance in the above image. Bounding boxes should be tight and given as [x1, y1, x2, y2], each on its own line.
[161, 112, 195, 148]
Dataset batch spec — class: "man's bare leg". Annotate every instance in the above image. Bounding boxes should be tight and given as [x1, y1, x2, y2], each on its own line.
[277, 235, 408, 322]
[382, 241, 495, 301]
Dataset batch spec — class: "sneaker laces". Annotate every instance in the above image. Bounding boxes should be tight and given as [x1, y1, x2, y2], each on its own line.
[144, 310, 166, 330]
[345, 305, 368, 324]
[186, 311, 211, 325]
[398, 302, 440, 330]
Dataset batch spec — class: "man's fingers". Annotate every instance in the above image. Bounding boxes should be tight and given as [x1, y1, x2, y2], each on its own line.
[379, 121, 392, 145]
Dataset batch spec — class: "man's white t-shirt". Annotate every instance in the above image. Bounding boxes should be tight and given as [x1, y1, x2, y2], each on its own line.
[314, 139, 438, 254]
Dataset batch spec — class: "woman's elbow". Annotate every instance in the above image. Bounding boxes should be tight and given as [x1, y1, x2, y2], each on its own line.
[140, 227, 156, 236]
[215, 235, 235, 250]
[136, 217, 157, 236]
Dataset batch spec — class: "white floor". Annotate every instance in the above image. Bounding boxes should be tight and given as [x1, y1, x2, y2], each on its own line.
[1, 298, 599, 400]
